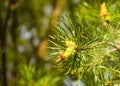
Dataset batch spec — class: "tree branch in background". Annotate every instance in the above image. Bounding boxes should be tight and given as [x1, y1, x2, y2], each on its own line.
[10, 0, 19, 45]
[0, 4, 3, 86]
[38, 0, 66, 59]
[0, 1, 10, 86]
[50, 0, 66, 28]
[0, 0, 17, 85]
[10, 0, 21, 85]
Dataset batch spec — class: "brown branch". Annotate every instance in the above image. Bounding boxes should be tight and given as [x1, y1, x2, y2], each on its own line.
[38, 0, 66, 59]
[10, 11, 17, 44]
[0, 5, 3, 86]
[50, 0, 65, 28]
[0, 0, 14, 86]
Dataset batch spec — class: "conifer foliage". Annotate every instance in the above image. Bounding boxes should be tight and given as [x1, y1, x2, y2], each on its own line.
[48, 1, 120, 85]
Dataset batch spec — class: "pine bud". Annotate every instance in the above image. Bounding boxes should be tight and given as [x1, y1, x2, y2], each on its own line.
[64, 47, 76, 58]
[100, 2, 111, 24]
[56, 40, 77, 63]
[65, 40, 76, 48]
[100, 2, 108, 17]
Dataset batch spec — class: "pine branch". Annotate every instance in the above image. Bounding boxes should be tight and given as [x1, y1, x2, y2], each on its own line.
[48, 0, 120, 85]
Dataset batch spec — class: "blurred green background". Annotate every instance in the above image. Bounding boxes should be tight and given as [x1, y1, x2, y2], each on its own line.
[0, 0, 81, 86]
[0, 0, 120, 86]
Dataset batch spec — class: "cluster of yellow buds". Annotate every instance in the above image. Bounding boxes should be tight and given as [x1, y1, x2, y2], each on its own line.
[100, 2, 111, 26]
[55, 40, 77, 63]
[65, 40, 77, 47]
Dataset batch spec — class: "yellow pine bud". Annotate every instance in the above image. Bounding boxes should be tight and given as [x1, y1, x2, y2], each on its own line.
[100, 2, 108, 17]
[100, 2, 111, 25]
[56, 40, 77, 63]
[64, 47, 76, 58]
[65, 40, 77, 49]
[65, 40, 76, 47]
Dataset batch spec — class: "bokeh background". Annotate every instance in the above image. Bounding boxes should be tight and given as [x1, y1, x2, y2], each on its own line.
[0, 0, 82, 86]
[0, 0, 118, 86]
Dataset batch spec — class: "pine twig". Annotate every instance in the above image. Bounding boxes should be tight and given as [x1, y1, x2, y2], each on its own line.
[85, 48, 117, 71]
